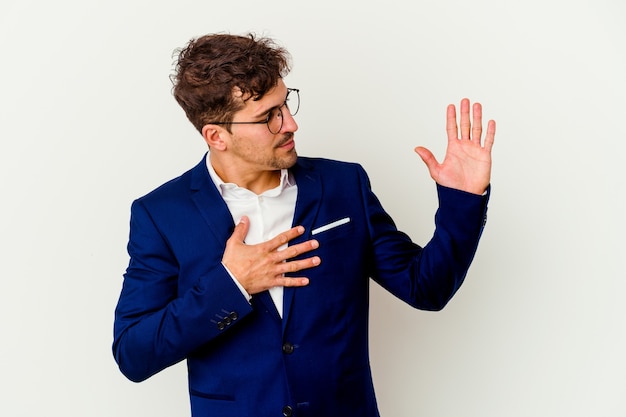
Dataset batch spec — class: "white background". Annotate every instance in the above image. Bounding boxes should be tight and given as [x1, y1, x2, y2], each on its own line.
[1, 0, 624, 416]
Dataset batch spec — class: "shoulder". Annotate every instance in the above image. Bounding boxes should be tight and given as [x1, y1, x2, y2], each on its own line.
[292, 157, 374, 195]
[295, 156, 366, 176]
[133, 157, 208, 206]
[135, 170, 190, 203]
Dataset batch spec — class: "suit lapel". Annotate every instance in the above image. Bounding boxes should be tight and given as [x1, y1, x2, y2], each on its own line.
[189, 155, 235, 245]
[252, 291, 282, 321]
[190, 154, 282, 319]
[282, 159, 323, 329]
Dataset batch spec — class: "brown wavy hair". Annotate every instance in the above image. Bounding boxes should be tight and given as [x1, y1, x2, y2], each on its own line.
[171, 33, 291, 133]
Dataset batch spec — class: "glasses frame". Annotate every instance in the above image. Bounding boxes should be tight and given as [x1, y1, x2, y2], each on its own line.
[207, 88, 300, 134]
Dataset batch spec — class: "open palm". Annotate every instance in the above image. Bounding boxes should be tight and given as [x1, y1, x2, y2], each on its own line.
[415, 98, 495, 195]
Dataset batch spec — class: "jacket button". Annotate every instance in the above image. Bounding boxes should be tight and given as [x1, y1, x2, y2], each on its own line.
[217, 321, 225, 330]
[229, 311, 238, 321]
[282, 405, 293, 416]
[282, 343, 294, 354]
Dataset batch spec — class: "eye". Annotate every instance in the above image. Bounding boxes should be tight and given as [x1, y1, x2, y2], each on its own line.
[268, 106, 282, 120]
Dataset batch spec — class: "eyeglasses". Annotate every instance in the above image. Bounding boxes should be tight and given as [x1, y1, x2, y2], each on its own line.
[208, 88, 300, 134]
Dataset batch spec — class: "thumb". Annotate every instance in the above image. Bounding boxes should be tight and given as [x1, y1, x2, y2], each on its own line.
[414, 146, 438, 172]
[230, 215, 250, 243]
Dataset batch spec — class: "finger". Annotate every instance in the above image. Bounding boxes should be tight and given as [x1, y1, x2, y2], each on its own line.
[230, 215, 250, 243]
[446, 104, 458, 141]
[278, 256, 321, 274]
[276, 239, 320, 261]
[460, 98, 471, 140]
[484, 119, 496, 152]
[471, 102, 483, 143]
[265, 225, 306, 251]
[274, 276, 310, 288]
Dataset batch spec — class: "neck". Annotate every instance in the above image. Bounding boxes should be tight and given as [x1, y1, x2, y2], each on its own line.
[210, 155, 281, 194]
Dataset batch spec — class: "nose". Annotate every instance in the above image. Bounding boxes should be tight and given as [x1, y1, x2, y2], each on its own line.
[280, 109, 298, 133]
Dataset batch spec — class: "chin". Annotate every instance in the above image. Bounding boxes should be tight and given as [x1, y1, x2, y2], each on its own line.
[274, 151, 298, 169]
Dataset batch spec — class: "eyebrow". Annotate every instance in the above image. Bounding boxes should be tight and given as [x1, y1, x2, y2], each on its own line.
[251, 90, 289, 118]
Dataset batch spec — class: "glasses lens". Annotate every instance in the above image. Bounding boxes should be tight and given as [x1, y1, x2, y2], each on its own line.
[267, 89, 300, 134]
[286, 89, 300, 116]
[267, 107, 282, 134]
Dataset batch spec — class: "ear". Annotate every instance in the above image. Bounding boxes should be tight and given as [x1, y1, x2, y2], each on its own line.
[201, 124, 228, 151]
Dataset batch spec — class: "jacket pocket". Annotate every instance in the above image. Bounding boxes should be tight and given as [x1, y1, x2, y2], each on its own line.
[190, 388, 235, 401]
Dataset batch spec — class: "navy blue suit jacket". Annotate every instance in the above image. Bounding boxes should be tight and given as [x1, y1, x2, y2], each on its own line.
[113, 155, 489, 417]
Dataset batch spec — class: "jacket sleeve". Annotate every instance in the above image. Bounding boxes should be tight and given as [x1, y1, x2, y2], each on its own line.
[361, 166, 489, 311]
[112, 199, 253, 382]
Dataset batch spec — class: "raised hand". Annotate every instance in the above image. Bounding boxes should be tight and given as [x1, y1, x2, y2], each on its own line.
[222, 216, 321, 295]
[414, 98, 495, 195]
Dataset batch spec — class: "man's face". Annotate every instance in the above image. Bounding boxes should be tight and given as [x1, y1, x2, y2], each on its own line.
[226, 79, 299, 171]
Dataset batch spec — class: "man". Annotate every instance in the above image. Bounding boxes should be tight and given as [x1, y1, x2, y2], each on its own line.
[113, 33, 495, 417]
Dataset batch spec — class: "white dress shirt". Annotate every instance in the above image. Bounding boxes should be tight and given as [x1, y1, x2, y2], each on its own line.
[206, 154, 298, 318]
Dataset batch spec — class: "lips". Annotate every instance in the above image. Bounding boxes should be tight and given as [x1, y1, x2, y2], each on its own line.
[276, 134, 295, 149]
[279, 139, 295, 151]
